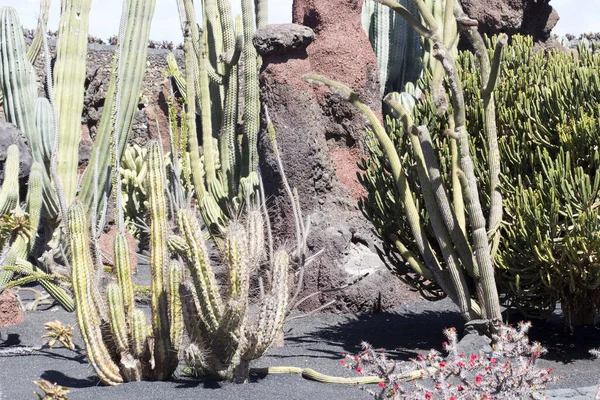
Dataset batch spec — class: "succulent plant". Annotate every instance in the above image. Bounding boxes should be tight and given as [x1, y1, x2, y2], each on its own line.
[306, 0, 506, 325]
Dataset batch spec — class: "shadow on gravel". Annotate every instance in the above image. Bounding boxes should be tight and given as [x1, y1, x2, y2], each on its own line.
[303, 309, 464, 361]
[40, 370, 99, 388]
[527, 322, 600, 364]
[0, 333, 21, 347]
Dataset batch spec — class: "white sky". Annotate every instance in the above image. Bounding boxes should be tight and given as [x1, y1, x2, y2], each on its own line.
[4, 0, 598, 43]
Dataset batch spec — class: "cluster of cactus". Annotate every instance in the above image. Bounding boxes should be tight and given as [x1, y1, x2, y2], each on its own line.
[72, 139, 292, 384]
[461, 36, 600, 325]
[69, 142, 181, 385]
[119, 144, 149, 237]
[0, 0, 156, 302]
[172, 0, 266, 234]
[310, 0, 507, 324]
[0, 145, 74, 311]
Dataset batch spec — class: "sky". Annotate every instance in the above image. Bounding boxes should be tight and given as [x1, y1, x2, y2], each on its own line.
[4, 0, 599, 44]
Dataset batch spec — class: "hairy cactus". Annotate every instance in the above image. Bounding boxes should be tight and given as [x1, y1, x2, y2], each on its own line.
[68, 141, 181, 385]
[305, 0, 506, 324]
[170, 201, 289, 383]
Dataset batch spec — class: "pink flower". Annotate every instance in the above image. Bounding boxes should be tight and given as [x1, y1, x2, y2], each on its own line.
[470, 354, 478, 362]
[439, 361, 446, 368]
[458, 361, 465, 368]
[475, 375, 483, 384]
[490, 358, 497, 364]
[340, 359, 345, 365]
[379, 382, 386, 388]
[355, 366, 362, 373]
[393, 383, 399, 390]
[425, 392, 432, 399]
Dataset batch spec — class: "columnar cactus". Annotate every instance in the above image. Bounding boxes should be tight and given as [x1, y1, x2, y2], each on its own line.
[305, 0, 506, 324]
[68, 141, 181, 385]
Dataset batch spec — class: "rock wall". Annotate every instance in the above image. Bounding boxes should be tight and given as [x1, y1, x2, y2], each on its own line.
[256, 0, 420, 314]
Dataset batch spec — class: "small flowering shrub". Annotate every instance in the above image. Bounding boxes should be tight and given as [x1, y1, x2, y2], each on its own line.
[342, 322, 561, 399]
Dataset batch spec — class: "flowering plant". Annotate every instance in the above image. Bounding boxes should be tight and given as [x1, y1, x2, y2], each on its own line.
[342, 322, 561, 399]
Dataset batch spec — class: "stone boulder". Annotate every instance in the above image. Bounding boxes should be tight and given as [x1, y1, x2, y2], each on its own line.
[0, 289, 24, 328]
[257, 4, 420, 314]
[459, 0, 559, 43]
[0, 121, 33, 181]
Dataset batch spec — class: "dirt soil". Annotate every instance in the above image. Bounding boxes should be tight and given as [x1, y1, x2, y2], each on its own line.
[1, 291, 599, 399]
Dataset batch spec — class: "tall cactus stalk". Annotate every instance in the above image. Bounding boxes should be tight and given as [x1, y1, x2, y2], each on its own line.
[304, 0, 506, 324]
[69, 141, 181, 385]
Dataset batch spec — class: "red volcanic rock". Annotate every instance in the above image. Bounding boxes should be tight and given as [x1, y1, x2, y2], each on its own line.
[0, 289, 24, 328]
[257, 1, 416, 313]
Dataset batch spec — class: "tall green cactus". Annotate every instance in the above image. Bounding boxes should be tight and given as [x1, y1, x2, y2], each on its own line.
[176, 0, 265, 234]
[69, 141, 181, 385]
[78, 0, 156, 218]
[305, 0, 506, 324]
[52, 0, 92, 206]
[0, 6, 58, 218]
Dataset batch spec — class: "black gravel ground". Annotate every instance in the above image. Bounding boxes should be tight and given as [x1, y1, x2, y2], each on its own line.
[1, 297, 599, 399]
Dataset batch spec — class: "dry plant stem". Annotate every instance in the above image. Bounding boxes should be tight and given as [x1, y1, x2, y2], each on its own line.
[459, 23, 507, 256]
[249, 365, 437, 384]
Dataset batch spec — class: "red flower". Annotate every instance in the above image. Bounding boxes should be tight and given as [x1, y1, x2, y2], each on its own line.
[355, 366, 362, 373]
[425, 392, 432, 399]
[439, 361, 446, 368]
[458, 361, 465, 368]
[490, 358, 497, 364]
[449, 397, 456, 400]
[547, 367, 553, 373]
[340, 359, 345, 365]
[379, 382, 386, 388]
[475, 375, 483, 384]
[470, 354, 478, 362]
[393, 383, 399, 390]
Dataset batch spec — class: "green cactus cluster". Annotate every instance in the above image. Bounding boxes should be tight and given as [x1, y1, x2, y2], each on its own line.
[69, 142, 181, 385]
[71, 139, 292, 384]
[0, 145, 74, 311]
[174, 0, 266, 234]
[171, 203, 289, 383]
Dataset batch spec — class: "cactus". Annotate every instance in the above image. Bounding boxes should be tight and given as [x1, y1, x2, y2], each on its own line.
[305, 0, 506, 324]
[176, 0, 265, 234]
[78, 0, 156, 219]
[0, 154, 74, 311]
[171, 202, 289, 383]
[0, 6, 58, 218]
[68, 141, 181, 385]
[361, 0, 423, 95]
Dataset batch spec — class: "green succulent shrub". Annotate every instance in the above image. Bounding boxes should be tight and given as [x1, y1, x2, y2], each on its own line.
[360, 35, 600, 325]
